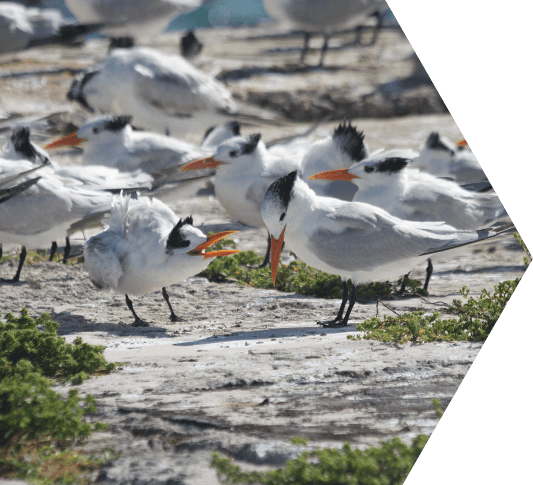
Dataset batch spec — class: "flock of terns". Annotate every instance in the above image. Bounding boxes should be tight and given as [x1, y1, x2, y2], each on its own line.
[0, 0, 509, 328]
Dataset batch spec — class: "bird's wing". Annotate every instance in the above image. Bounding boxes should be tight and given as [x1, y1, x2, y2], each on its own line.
[84, 231, 123, 290]
[307, 202, 460, 272]
[132, 62, 233, 118]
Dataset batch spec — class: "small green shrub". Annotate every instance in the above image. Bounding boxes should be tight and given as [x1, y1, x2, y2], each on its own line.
[0, 249, 82, 266]
[201, 249, 425, 300]
[0, 308, 117, 383]
[0, 360, 107, 443]
[513, 231, 531, 268]
[211, 435, 429, 485]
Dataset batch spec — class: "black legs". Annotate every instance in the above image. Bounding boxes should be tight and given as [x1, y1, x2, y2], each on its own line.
[2, 246, 27, 283]
[125, 294, 148, 327]
[124, 288, 182, 326]
[63, 237, 71, 264]
[424, 258, 433, 293]
[162, 287, 181, 322]
[49, 241, 58, 261]
[317, 280, 357, 328]
[300, 32, 310, 64]
[318, 34, 329, 67]
[260, 236, 272, 268]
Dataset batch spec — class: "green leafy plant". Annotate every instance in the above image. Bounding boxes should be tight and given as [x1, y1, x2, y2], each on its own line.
[0, 308, 117, 383]
[201, 249, 425, 300]
[513, 231, 531, 267]
[211, 435, 429, 485]
[0, 310, 119, 483]
[0, 249, 82, 266]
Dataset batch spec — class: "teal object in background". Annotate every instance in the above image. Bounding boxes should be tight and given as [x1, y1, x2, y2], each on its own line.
[170, 0, 270, 30]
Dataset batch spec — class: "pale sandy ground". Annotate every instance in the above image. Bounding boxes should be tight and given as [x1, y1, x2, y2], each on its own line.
[0, 23, 527, 485]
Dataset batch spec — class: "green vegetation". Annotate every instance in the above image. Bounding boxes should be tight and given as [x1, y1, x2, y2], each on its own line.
[0, 308, 117, 384]
[212, 435, 429, 485]
[201, 246, 425, 300]
[348, 231, 531, 344]
[0, 248, 82, 266]
[0, 309, 118, 484]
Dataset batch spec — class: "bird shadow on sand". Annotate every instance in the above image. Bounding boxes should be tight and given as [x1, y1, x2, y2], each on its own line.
[173, 324, 354, 348]
[52, 310, 173, 337]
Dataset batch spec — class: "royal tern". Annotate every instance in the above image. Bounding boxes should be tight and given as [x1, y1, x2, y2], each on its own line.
[309, 152, 506, 290]
[84, 194, 239, 326]
[413, 132, 488, 189]
[261, 171, 509, 327]
[0, 1, 103, 55]
[64, 0, 202, 47]
[45, 115, 239, 175]
[263, 0, 388, 65]
[0, 156, 114, 282]
[181, 122, 369, 264]
[67, 47, 236, 137]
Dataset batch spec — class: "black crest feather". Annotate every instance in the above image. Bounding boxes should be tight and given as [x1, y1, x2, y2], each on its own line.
[166, 216, 194, 250]
[375, 157, 410, 173]
[104, 116, 132, 132]
[266, 170, 298, 211]
[426, 132, 454, 154]
[333, 121, 368, 161]
[227, 120, 241, 136]
[241, 134, 261, 155]
[11, 127, 48, 164]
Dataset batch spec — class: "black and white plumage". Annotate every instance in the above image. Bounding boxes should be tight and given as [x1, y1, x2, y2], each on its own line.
[261, 171, 509, 327]
[84, 194, 239, 325]
[67, 47, 236, 137]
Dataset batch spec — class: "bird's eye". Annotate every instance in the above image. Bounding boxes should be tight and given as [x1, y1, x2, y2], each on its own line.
[280, 213, 286, 222]
[229, 150, 238, 157]
[364, 166, 375, 173]
[177, 240, 190, 248]
[92, 128, 99, 134]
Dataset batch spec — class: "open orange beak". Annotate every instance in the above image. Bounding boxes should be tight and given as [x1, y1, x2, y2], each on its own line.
[270, 226, 286, 284]
[456, 139, 468, 147]
[188, 230, 240, 259]
[180, 156, 226, 172]
[45, 132, 86, 149]
[309, 168, 359, 181]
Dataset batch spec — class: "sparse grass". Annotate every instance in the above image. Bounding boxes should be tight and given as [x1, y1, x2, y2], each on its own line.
[347, 232, 531, 344]
[201, 245, 425, 300]
[0, 249, 82, 266]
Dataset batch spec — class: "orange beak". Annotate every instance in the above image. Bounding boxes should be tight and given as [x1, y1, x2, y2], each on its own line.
[456, 138, 468, 147]
[180, 156, 226, 172]
[309, 168, 359, 181]
[270, 226, 286, 284]
[45, 132, 86, 149]
[188, 230, 240, 259]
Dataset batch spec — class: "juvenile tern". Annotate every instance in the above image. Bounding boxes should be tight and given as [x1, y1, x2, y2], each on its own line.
[84, 194, 239, 326]
[64, 0, 202, 47]
[263, 0, 388, 65]
[261, 171, 509, 327]
[67, 47, 236, 137]
[180, 122, 369, 264]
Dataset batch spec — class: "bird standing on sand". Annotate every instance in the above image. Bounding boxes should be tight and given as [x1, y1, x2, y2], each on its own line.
[64, 0, 202, 48]
[263, 0, 388, 65]
[180, 122, 368, 265]
[84, 194, 239, 326]
[309, 153, 506, 291]
[262, 171, 510, 327]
